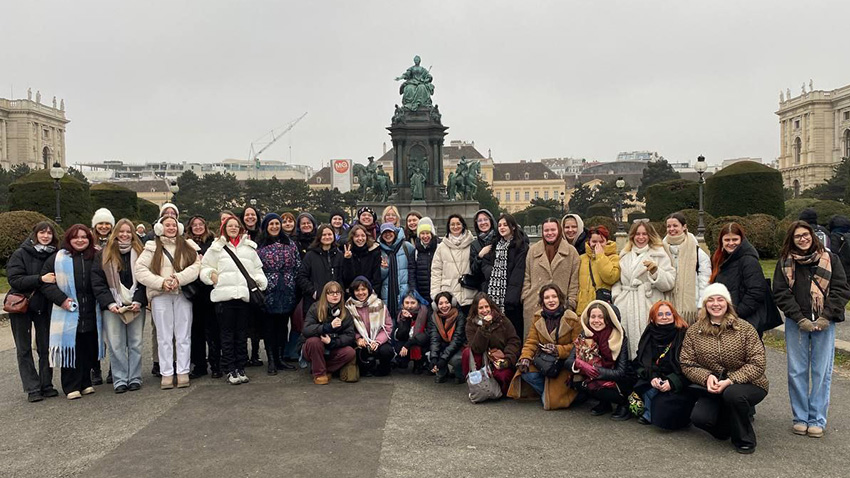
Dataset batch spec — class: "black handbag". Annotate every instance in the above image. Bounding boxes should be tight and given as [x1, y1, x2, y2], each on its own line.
[162, 249, 201, 301]
[532, 320, 564, 378]
[588, 256, 613, 303]
[222, 246, 266, 308]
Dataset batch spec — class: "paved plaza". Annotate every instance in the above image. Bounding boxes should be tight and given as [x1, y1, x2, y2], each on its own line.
[1, 317, 848, 478]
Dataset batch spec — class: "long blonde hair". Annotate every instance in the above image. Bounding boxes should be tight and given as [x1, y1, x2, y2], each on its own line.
[623, 220, 663, 252]
[102, 218, 144, 270]
[316, 281, 349, 323]
[695, 298, 740, 336]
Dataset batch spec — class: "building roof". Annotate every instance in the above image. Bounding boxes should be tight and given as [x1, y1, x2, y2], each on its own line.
[307, 166, 330, 185]
[492, 162, 560, 182]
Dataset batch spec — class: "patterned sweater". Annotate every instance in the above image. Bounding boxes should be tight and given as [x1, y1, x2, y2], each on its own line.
[679, 317, 769, 392]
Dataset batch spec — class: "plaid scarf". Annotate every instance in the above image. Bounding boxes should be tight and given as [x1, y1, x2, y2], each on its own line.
[783, 251, 832, 317]
[345, 294, 389, 344]
[487, 238, 510, 310]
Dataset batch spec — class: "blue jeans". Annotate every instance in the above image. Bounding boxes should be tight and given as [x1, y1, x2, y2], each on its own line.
[102, 309, 146, 388]
[522, 372, 546, 400]
[785, 318, 835, 428]
[641, 387, 660, 422]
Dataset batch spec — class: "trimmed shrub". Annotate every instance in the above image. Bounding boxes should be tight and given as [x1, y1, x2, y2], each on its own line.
[783, 200, 850, 226]
[9, 169, 91, 228]
[676, 208, 715, 233]
[586, 216, 617, 235]
[648, 221, 666, 238]
[91, 183, 138, 221]
[524, 206, 556, 227]
[137, 199, 160, 223]
[784, 198, 818, 219]
[645, 179, 699, 221]
[627, 211, 649, 223]
[587, 203, 614, 219]
[704, 215, 747, 255]
[705, 161, 785, 219]
[513, 210, 528, 227]
[0, 211, 64, 268]
[744, 214, 781, 259]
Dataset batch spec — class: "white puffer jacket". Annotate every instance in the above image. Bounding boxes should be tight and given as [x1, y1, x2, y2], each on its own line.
[430, 230, 476, 306]
[135, 237, 202, 301]
[200, 235, 268, 303]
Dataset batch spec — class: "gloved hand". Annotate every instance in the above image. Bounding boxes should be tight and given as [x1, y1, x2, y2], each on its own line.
[814, 317, 831, 331]
[642, 260, 658, 275]
[517, 358, 531, 373]
[575, 358, 599, 379]
[796, 319, 817, 333]
[540, 343, 558, 356]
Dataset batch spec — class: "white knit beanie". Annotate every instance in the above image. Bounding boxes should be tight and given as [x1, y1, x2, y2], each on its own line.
[700, 283, 733, 308]
[160, 202, 179, 218]
[91, 208, 115, 227]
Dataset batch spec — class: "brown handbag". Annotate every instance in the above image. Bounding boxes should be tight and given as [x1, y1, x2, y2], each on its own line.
[3, 291, 34, 314]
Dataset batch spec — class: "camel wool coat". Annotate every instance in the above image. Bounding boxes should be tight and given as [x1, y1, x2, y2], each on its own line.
[521, 239, 580, 336]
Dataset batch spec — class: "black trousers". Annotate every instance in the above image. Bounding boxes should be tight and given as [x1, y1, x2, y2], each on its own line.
[356, 343, 394, 376]
[217, 300, 249, 374]
[504, 305, 523, 340]
[61, 330, 97, 395]
[263, 312, 290, 364]
[191, 295, 221, 372]
[691, 384, 767, 448]
[10, 312, 54, 394]
[247, 307, 263, 361]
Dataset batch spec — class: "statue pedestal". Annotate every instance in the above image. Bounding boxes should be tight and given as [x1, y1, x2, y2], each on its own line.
[387, 106, 448, 202]
[359, 200, 481, 235]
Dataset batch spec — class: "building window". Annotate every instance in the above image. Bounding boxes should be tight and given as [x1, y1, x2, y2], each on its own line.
[316, 176, 322, 184]
[534, 191, 539, 199]
[793, 179, 800, 198]
[524, 172, 530, 180]
[795, 119, 800, 129]
[543, 172, 549, 179]
[505, 173, 510, 180]
[544, 191, 549, 200]
[845, 129, 850, 158]
[515, 191, 519, 201]
[496, 192, 501, 201]
[794, 137, 802, 164]
[524, 191, 530, 201]
[845, 111, 850, 121]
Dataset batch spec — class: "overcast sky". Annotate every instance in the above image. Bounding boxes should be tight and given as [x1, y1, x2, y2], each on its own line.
[3, 0, 848, 171]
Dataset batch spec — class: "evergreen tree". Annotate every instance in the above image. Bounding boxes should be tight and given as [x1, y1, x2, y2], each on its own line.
[568, 182, 594, 216]
[636, 159, 680, 200]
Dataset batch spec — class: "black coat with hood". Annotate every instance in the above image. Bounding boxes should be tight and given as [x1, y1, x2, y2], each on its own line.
[469, 209, 497, 282]
[480, 233, 529, 311]
[295, 212, 318, 259]
[298, 244, 343, 313]
[829, 215, 850, 275]
[412, 236, 440, 303]
[40, 250, 99, 333]
[342, 242, 382, 292]
[7, 239, 56, 318]
[712, 239, 768, 330]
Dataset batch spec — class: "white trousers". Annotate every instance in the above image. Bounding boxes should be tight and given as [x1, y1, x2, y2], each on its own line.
[151, 293, 193, 376]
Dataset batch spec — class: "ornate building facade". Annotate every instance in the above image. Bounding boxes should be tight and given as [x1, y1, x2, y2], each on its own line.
[777, 83, 850, 195]
[0, 92, 69, 170]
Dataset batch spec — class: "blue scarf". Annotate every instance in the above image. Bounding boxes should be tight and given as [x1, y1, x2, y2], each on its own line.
[48, 249, 104, 368]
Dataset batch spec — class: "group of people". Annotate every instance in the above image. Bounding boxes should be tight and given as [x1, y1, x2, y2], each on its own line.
[8, 202, 849, 454]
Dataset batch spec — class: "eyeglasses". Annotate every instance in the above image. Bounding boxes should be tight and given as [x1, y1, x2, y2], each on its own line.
[657, 312, 674, 317]
[793, 233, 811, 240]
[326, 290, 342, 296]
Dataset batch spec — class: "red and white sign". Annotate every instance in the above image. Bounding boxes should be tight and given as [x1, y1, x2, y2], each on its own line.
[331, 159, 352, 192]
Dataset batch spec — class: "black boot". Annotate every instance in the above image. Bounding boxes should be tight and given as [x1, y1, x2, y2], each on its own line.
[151, 362, 161, 377]
[267, 360, 278, 376]
[91, 367, 103, 386]
[590, 401, 612, 416]
[189, 365, 208, 379]
[611, 404, 632, 421]
[412, 360, 424, 375]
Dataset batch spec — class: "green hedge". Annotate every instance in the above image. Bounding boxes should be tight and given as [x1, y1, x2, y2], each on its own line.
[704, 215, 747, 255]
[586, 216, 617, 235]
[782, 200, 850, 226]
[9, 169, 91, 228]
[703, 214, 781, 259]
[627, 211, 649, 223]
[705, 161, 785, 219]
[586, 203, 613, 219]
[676, 208, 715, 232]
[91, 183, 138, 221]
[137, 199, 160, 223]
[0, 211, 64, 268]
[645, 179, 699, 221]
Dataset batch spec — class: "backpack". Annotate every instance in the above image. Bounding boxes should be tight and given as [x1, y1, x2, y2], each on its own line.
[814, 228, 831, 252]
[832, 232, 850, 274]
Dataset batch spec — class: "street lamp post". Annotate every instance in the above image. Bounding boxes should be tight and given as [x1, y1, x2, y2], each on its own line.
[168, 180, 180, 202]
[559, 191, 565, 215]
[49, 162, 66, 224]
[615, 176, 626, 232]
[695, 155, 708, 237]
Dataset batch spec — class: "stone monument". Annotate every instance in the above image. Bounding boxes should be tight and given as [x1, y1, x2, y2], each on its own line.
[358, 55, 480, 228]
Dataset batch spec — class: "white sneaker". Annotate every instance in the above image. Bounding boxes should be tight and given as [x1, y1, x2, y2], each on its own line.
[238, 370, 249, 383]
[227, 372, 241, 385]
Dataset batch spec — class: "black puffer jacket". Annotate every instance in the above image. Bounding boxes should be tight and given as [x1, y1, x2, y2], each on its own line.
[91, 250, 148, 310]
[428, 309, 467, 366]
[480, 235, 529, 310]
[301, 302, 356, 350]
[469, 209, 497, 281]
[412, 237, 440, 303]
[6, 240, 55, 317]
[712, 239, 768, 330]
[298, 245, 343, 313]
[773, 252, 850, 323]
[342, 243, 382, 292]
[829, 215, 850, 275]
[40, 251, 98, 333]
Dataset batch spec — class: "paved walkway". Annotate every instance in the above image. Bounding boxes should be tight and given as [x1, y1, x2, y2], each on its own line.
[2, 317, 850, 477]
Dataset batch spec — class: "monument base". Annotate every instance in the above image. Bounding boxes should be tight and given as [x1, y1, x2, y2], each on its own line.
[358, 200, 481, 236]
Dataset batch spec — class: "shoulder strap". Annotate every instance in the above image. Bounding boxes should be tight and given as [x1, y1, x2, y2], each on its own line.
[588, 257, 597, 288]
[161, 248, 179, 271]
[223, 246, 259, 289]
[696, 244, 701, 274]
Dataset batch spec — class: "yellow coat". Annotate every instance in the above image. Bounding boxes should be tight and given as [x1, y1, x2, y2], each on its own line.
[576, 240, 620, 315]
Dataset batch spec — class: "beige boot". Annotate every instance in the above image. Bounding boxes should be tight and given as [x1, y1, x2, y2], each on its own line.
[177, 374, 190, 388]
[161, 375, 174, 390]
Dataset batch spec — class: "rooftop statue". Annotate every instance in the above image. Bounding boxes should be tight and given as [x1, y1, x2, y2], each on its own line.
[395, 55, 434, 111]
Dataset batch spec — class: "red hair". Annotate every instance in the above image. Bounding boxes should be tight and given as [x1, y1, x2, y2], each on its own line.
[709, 222, 746, 282]
[61, 224, 97, 260]
[219, 215, 246, 238]
[648, 301, 688, 329]
[588, 225, 610, 241]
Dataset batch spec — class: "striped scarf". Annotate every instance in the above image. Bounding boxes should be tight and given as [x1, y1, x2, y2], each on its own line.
[783, 251, 832, 317]
[48, 250, 104, 368]
[487, 238, 510, 310]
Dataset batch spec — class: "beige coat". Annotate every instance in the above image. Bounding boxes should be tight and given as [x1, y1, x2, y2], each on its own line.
[430, 231, 476, 306]
[521, 240, 580, 336]
[135, 237, 201, 301]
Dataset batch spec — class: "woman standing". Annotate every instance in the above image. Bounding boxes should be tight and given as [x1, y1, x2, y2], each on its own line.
[381, 205, 401, 229]
[613, 221, 675, 359]
[298, 224, 343, 315]
[295, 212, 317, 259]
[429, 291, 466, 383]
[90, 207, 115, 385]
[41, 225, 103, 399]
[301, 281, 357, 384]
[200, 215, 268, 385]
[522, 218, 580, 336]
[663, 213, 711, 324]
[565, 300, 632, 420]
[481, 214, 529, 335]
[411, 220, 440, 305]
[280, 212, 297, 238]
[378, 223, 416, 320]
[468, 209, 497, 287]
[576, 225, 620, 314]
[431, 215, 476, 314]
[633, 301, 695, 429]
[353, 207, 379, 240]
[329, 210, 350, 244]
[341, 224, 382, 292]
[257, 213, 301, 375]
[509, 284, 582, 410]
[8, 222, 59, 402]
[135, 216, 201, 389]
[403, 210, 422, 245]
[91, 219, 147, 393]
[345, 277, 394, 376]
[185, 215, 220, 378]
[241, 206, 264, 365]
[773, 220, 850, 438]
[463, 292, 522, 396]
[240, 206, 261, 242]
[562, 213, 588, 256]
[680, 283, 768, 454]
[710, 223, 769, 332]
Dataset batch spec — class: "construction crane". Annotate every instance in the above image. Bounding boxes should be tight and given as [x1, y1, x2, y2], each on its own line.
[248, 112, 307, 179]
